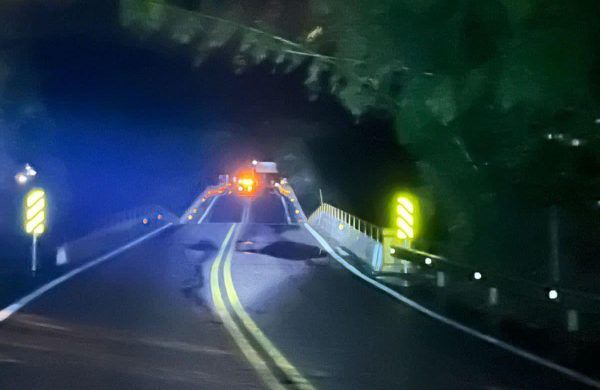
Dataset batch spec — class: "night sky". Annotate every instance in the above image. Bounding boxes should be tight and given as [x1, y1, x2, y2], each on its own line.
[1, 1, 416, 249]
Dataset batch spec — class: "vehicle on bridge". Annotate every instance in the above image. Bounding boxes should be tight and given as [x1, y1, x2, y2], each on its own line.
[234, 169, 258, 196]
[254, 161, 280, 188]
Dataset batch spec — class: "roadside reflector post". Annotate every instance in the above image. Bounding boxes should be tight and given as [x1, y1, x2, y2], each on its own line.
[436, 271, 446, 287]
[32, 235, 38, 273]
[24, 188, 47, 274]
[393, 193, 419, 249]
[567, 309, 579, 332]
[488, 287, 498, 305]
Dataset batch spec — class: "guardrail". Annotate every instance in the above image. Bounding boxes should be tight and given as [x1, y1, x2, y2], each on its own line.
[180, 183, 229, 223]
[308, 202, 600, 335]
[57, 205, 177, 267]
[276, 181, 308, 222]
[96, 204, 177, 230]
[309, 203, 383, 242]
[390, 245, 600, 331]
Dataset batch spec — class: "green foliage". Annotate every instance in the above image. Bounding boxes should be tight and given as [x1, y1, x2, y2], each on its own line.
[120, 0, 600, 268]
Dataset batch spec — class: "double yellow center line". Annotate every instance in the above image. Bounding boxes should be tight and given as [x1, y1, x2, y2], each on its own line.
[210, 224, 314, 390]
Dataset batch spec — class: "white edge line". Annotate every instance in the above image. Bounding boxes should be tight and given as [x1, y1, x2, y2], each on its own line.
[335, 246, 350, 257]
[303, 222, 600, 389]
[198, 195, 220, 224]
[0, 223, 173, 323]
[279, 194, 292, 224]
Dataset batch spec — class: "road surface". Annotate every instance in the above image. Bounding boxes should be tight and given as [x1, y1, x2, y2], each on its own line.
[0, 190, 591, 389]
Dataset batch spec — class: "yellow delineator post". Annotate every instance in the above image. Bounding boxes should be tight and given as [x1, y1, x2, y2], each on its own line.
[396, 196, 415, 242]
[380, 194, 418, 273]
[24, 188, 46, 273]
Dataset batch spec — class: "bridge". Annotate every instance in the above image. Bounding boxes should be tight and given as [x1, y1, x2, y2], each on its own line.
[0, 178, 597, 389]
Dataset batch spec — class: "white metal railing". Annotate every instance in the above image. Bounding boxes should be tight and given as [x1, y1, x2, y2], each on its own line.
[309, 202, 600, 335]
[309, 203, 383, 242]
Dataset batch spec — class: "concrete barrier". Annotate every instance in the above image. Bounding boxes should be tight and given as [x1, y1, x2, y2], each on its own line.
[309, 211, 383, 272]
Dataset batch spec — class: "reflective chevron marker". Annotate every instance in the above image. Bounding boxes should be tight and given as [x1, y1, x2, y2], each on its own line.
[395, 195, 417, 240]
[24, 188, 46, 273]
[25, 189, 46, 235]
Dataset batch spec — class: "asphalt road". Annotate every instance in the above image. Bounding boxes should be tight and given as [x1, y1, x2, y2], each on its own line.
[0, 191, 591, 389]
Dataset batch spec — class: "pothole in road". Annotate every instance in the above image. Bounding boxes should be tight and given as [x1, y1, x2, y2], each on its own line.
[238, 240, 327, 261]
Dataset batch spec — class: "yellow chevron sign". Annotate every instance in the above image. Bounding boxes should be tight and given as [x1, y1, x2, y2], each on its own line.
[396, 195, 417, 240]
[24, 188, 46, 235]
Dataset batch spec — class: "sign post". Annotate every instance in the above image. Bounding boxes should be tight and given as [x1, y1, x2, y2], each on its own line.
[24, 188, 46, 273]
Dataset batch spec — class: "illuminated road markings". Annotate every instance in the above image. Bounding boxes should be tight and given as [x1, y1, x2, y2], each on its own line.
[223, 234, 314, 389]
[211, 224, 314, 389]
[303, 223, 600, 389]
[198, 195, 220, 224]
[0, 223, 173, 322]
[210, 225, 284, 390]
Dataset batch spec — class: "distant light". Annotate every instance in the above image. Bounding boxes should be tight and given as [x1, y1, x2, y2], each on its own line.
[290, 198, 295, 202]
[142, 218, 148, 225]
[157, 214, 163, 220]
[24, 164, 37, 177]
[252, 160, 258, 166]
[425, 257, 432, 265]
[473, 271, 482, 280]
[545, 133, 553, 140]
[274, 183, 280, 187]
[187, 215, 193, 220]
[238, 186, 243, 191]
[390, 248, 396, 254]
[338, 223, 344, 230]
[15, 173, 28, 185]
[295, 209, 300, 214]
[571, 138, 581, 147]
[595, 118, 600, 124]
[193, 208, 198, 213]
[548, 289, 559, 300]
